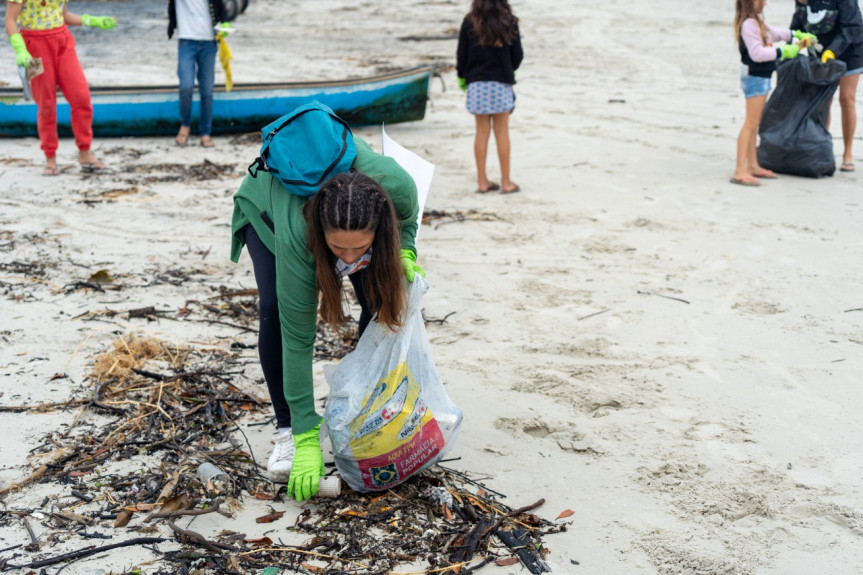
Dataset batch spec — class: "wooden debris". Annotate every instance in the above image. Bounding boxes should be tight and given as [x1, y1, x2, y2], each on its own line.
[422, 208, 506, 229]
[0, 302, 565, 573]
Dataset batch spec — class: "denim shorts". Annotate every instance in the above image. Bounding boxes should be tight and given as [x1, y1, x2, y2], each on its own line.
[740, 65, 772, 98]
[844, 66, 863, 77]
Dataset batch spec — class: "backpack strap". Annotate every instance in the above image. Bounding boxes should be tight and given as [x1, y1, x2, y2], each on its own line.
[247, 106, 352, 183]
[248, 139, 273, 178]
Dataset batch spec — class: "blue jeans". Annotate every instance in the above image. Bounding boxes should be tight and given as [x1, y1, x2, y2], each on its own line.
[177, 39, 217, 136]
[740, 65, 772, 98]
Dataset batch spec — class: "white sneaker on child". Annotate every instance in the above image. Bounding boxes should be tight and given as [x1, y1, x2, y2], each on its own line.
[266, 431, 295, 482]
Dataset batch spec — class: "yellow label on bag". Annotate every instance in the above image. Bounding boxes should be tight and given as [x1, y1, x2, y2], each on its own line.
[348, 361, 444, 489]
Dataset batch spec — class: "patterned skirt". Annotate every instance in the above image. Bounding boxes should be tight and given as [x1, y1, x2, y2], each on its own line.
[466, 81, 515, 115]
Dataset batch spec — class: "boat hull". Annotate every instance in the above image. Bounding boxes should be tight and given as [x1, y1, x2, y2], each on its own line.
[0, 66, 433, 138]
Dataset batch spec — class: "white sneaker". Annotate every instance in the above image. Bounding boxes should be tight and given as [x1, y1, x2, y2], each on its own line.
[266, 432, 295, 482]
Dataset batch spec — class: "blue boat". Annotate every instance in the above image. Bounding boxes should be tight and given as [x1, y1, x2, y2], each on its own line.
[0, 65, 434, 138]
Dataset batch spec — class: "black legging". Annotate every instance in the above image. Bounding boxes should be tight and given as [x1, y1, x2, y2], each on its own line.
[243, 225, 372, 429]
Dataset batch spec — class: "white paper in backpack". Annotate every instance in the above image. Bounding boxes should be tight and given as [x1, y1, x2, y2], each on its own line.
[381, 124, 435, 237]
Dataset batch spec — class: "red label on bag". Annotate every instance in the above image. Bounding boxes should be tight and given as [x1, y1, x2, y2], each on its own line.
[357, 418, 444, 489]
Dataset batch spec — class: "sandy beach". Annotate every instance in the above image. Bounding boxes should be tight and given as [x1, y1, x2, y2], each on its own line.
[1, 0, 862, 573]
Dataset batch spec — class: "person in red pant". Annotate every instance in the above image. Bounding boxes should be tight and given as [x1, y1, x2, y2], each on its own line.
[5, 0, 117, 176]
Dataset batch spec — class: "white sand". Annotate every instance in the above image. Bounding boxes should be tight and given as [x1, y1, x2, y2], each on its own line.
[1, 0, 862, 573]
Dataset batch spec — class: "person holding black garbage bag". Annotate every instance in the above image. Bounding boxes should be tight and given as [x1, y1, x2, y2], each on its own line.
[791, 0, 863, 172]
[229, 103, 424, 501]
[731, 0, 816, 186]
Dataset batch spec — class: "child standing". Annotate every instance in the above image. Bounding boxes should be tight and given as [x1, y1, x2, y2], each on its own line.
[456, 0, 523, 194]
[5, 0, 117, 175]
[732, 0, 815, 186]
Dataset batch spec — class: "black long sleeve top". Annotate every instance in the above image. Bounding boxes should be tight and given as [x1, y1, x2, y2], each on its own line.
[456, 17, 523, 85]
[790, 0, 863, 70]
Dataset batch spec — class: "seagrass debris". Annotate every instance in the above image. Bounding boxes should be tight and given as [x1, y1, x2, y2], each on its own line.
[0, 330, 278, 570]
[233, 466, 562, 574]
[0, 331, 272, 499]
[421, 208, 505, 229]
[1, 332, 568, 573]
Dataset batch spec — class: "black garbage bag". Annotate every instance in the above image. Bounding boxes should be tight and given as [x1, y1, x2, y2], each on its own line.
[757, 52, 846, 178]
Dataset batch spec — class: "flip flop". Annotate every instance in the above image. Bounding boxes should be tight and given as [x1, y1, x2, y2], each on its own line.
[476, 182, 500, 193]
[840, 161, 855, 172]
[200, 136, 215, 148]
[729, 177, 761, 187]
[752, 170, 778, 179]
[42, 165, 59, 176]
[176, 131, 189, 146]
[501, 185, 521, 194]
[80, 161, 108, 173]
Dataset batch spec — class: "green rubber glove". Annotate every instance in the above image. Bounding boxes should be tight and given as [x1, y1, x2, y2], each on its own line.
[779, 44, 800, 60]
[216, 22, 231, 38]
[9, 33, 32, 67]
[401, 248, 425, 283]
[457, 76, 467, 92]
[287, 423, 325, 501]
[792, 30, 817, 43]
[82, 14, 117, 30]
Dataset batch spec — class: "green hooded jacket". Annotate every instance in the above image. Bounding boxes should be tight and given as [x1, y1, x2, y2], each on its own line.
[230, 136, 419, 435]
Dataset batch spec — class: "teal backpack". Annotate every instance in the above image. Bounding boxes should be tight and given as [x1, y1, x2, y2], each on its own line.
[248, 101, 357, 197]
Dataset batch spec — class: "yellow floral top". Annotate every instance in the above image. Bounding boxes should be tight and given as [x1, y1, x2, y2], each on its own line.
[9, 0, 66, 31]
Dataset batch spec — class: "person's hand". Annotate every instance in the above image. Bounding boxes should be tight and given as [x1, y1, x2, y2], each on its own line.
[287, 423, 325, 501]
[792, 30, 818, 43]
[9, 33, 32, 67]
[401, 249, 425, 282]
[821, 49, 835, 63]
[82, 14, 117, 30]
[779, 44, 800, 60]
[457, 76, 467, 92]
[216, 22, 231, 38]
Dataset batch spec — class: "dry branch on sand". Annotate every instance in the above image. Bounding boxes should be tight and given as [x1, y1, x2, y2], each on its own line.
[0, 327, 566, 574]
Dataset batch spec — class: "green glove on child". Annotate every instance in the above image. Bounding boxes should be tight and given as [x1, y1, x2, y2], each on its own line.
[401, 249, 425, 283]
[82, 14, 117, 30]
[457, 76, 467, 92]
[287, 423, 325, 501]
[9, 33, 32, 67]
[778, 44, 800, 60]
[792, 30, 818, 43]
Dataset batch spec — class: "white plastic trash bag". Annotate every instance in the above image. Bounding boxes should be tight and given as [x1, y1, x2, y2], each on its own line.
[323, 275, 462, 492]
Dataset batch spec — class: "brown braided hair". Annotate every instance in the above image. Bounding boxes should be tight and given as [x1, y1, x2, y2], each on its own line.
[305, 171, 406, 332]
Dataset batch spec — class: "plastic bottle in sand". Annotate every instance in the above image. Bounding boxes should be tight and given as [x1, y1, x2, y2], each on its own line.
[197, 462, 231, 492]
[318, 475, 342, 498]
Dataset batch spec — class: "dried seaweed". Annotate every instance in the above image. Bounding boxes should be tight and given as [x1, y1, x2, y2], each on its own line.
[421, 209, 506, 229]
[232, 467, 564, 574]
[0, 329, 566, 573]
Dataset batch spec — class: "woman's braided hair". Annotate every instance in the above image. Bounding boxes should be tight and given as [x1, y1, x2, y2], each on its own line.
[306, 171, 406, 332]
